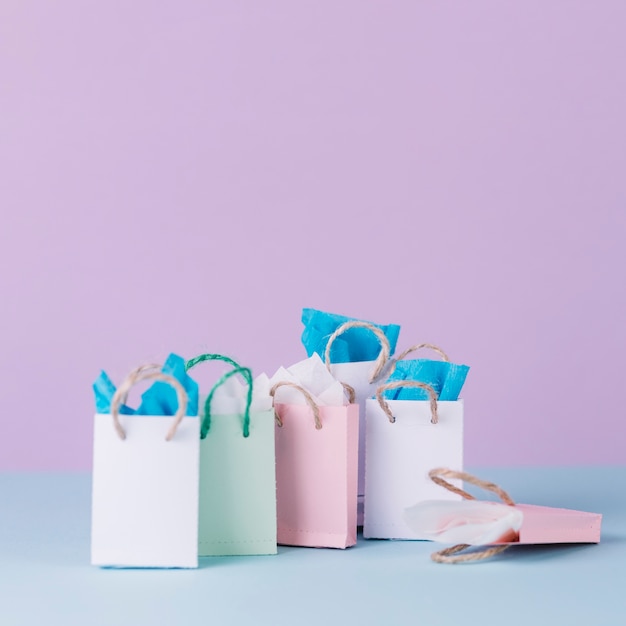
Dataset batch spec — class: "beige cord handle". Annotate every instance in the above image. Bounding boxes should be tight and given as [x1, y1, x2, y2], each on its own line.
[341, 382, 356, 404]
[387, 343, 449, 378]
[111, 370, 189, 442]
[128, 363, 162, 377]
[270, 381, 323, 430]
[428, 468, 516, 564]
[431, 543, 510, 564]
[396, 343, 449, 363]
[375, 381, 438, 424]
[119, 363, 161, 406]
[428, 468, 515, 506]
[324, 321, 391, 383]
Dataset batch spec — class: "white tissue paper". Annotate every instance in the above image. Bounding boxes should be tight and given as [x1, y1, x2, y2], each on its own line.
[403, 499, 524, 545]
[269, 353, 349, 406]
[207, 372, 273, 415]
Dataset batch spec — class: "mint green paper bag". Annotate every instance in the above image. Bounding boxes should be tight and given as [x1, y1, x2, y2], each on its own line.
[186, 354, 277, 556]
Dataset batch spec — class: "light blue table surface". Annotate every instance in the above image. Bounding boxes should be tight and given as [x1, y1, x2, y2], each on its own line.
[1, 467, 624, 626]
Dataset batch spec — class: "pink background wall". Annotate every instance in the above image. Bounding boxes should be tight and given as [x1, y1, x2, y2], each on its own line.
[1, 1, 625, 470]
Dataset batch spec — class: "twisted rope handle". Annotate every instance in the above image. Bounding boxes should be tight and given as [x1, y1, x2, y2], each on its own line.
[428, 468, 516, 564]
[111, 370, 188, 441]
[341, 382, 356, 404]
[324, 321, 391, 383]
[202, 366, 253, 439]
[270, 381, 323, 430]
[185, 353, 242, 372]
[185, 354, 253, 439]
[118, 363, 161, 406]
[387, 343, 449, 378]
[375, 380, 439, 424]
[431, 543, 510, 564]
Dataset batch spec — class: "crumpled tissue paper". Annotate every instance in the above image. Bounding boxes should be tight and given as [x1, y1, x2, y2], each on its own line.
[403, 499, 524, 545]
[383, 358, 469, 401]
[269, 353, 349, 406]
[301, 308, 401, 363]
[207, 370, 273, 415]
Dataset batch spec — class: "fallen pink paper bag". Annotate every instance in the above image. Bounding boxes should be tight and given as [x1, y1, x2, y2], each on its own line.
[404, 468, 602, 563]
[271, 382, 359, 549]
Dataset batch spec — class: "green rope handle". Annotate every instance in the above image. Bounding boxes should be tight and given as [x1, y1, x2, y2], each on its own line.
[185, 353, 253, 439]
[185, 353, 243, 373]
[202, 366, 253, 439]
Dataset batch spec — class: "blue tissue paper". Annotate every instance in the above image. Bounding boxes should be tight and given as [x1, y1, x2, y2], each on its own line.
[136, 354, 199, 416]
[93, 354, 199, 416]
[92, 371, 134, 415]
[383, 359, 469, 401]
[301, 308, 401, 363]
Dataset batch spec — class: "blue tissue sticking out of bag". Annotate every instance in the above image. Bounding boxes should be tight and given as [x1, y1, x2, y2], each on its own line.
[438, 362, 470, 401]
[383, 359, 469, 401]
[301, 308, 401, 363]
[136, 354, 198, 416]
[93, 354, 198, 416]
[93, 371, 135, 415]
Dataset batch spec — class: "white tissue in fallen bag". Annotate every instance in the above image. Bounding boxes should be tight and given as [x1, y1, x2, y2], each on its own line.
[403, 500, 524, 545]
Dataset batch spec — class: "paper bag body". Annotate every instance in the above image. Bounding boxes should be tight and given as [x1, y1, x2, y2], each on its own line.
[364, 399, 463, 539]
[329, 361, 378, 524]
[91, 414, 200, 568]
[275, 403, 359, 549]
[199, 410, 277, 556]
[502, 504, 602, 544]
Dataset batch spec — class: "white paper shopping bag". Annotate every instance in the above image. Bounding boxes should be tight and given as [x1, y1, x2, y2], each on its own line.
[324, 321, 392, 524]
[91, 369, 200, 568]
[363, 380, 463, 540]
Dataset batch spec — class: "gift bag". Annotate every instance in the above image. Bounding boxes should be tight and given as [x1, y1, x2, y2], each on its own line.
[404, 468, 602, 563]
[185, 354, 277, 556]
[91, 367, 200, 568]
[315, 319, 398, 525]
[363, 380, 463, 540]
[271, 381, 359, 549]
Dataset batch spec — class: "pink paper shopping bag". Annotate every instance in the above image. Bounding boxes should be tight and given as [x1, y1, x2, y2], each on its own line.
[405, 468, 602, 563]
[271, 382, 359, 549]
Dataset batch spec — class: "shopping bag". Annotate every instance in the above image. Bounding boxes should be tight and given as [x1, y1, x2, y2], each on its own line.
[271, 381, 359, 549]
[404, 468, 602, 563]
[363, 381, 463, 540]
[322, 320, 395, 525]
[186, 354, 277, 556]
[91, 368, 200, 568]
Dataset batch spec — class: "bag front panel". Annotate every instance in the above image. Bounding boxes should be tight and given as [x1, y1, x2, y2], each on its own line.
[363, 399, 463, 540]
[91, 413, 200, 568]
[198, 409, 277, 556]
[275, 403, 358, 548]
